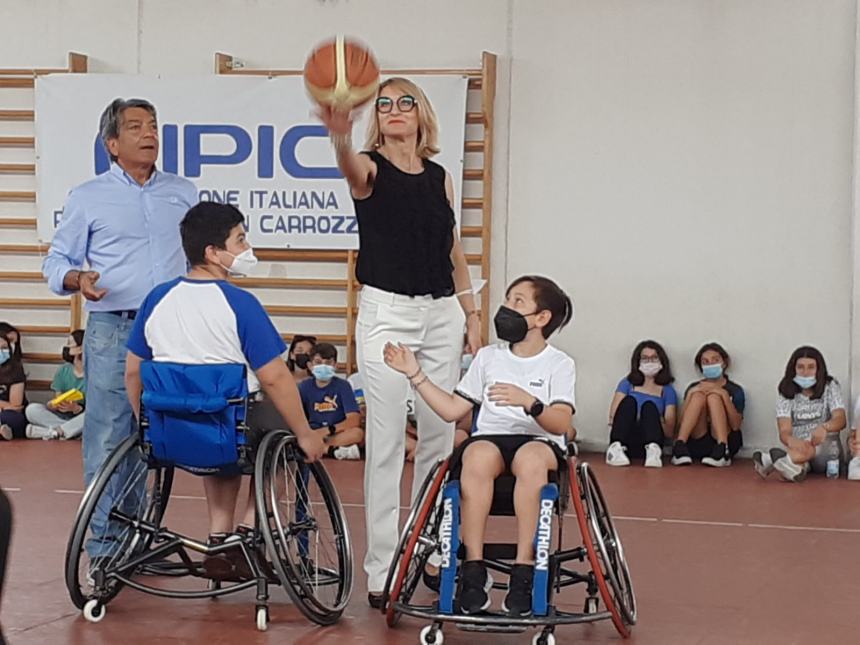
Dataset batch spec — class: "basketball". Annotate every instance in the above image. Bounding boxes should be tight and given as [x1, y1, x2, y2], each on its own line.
[303, 36, 380, 111]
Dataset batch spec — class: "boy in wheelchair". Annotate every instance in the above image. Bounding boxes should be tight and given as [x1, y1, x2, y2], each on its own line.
[384, 275, 575, 617]
[125, 201, 327, 580]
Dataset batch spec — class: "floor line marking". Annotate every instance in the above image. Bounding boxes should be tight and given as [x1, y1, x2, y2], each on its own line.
[662, 518, 745, 528]
[747, 523, 860, 534]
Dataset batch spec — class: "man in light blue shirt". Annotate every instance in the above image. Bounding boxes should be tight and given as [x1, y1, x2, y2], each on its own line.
[42, 99, 197, 550]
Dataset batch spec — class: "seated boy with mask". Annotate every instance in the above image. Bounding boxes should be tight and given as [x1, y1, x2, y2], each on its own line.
[125, 201, 327, 580]
[298, 342, 364, 460]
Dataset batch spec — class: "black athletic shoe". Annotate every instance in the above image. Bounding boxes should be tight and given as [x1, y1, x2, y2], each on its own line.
[368, 592, 384, 610]
[458, 560, 492, 614]
[422, 566, 440, 592]
[701, 442, 731, 468]
[502, 564, 534, 617]
[671, 440, 692, 466]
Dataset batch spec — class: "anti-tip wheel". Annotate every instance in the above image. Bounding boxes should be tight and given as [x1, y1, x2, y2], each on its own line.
[256, 606, 268, 631]
[83, 598, 106, 623]
[419, 624, 444, 645]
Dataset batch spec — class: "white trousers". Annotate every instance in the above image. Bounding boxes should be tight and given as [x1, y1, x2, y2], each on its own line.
[357, 286, 464, 592]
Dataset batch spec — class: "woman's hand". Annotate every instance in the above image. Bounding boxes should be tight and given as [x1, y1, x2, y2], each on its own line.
[487, 382, 535, 411]
[383, 342, 421, 376]
[811, 425, 827, 446]
[464, 315, 482, 355]
[315, 105, 354, 136]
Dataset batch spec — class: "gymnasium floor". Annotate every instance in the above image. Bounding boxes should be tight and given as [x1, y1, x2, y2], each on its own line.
[1, 440, 858, 644]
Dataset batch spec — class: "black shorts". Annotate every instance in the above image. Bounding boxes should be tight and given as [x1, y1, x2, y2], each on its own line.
[450, 434, 565, 480]
[687, 429, 743, 460]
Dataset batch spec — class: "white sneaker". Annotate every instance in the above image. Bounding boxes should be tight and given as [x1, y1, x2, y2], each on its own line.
[770, 448, 807, 483]
[605, 441, 630, 467]
[333, 444, 361, 460]
[752, 451, 773, 479]
[644, 443, 662, 468]
[25, 424, 60, 440]
[847, 456, 860, 481]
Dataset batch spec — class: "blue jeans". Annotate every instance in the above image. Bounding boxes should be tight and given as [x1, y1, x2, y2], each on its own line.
[83, 312, 140, 558]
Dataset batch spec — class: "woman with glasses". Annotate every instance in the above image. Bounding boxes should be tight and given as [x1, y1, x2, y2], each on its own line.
[606, 340, 677, 468]
[671, 342, 745, 468]
[317, 77, 481, 607]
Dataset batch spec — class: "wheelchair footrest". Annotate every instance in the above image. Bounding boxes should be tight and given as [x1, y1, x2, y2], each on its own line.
[455, 622, 528, 634]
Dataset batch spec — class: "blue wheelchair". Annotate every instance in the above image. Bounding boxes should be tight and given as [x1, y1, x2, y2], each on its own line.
[381, 440, 636, 644]
[64, 362, 353, 630]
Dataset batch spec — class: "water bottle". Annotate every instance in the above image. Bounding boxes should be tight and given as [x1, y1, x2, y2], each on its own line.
[826, 440, 840, 479]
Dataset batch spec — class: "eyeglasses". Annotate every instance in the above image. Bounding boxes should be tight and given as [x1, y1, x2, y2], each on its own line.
[640, 356, 661, 363]
[375, 95, 417, 114]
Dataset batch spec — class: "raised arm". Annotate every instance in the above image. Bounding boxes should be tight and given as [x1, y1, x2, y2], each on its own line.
[317, 106, 377, 199]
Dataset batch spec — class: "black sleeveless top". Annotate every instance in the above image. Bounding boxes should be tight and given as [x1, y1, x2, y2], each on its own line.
[353, 150, 455, 297]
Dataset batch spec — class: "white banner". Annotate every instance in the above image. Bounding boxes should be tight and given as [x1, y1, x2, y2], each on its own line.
[35, 74, 469, 249]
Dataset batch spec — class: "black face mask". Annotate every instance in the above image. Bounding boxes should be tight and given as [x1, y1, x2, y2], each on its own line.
[294, 354, 310, 369]
[62, 347, 77, 363]
[493, 306, 536, 344]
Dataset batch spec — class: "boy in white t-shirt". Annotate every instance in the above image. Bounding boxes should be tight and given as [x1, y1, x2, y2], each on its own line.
[384, 275, 575, 617]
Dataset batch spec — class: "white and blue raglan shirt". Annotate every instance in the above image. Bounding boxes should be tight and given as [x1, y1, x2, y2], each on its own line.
[127, 277, 287, 392]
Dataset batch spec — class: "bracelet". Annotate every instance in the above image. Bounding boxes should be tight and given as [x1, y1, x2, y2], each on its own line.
[456, 288, 474, 297]
[330, 132, 352, 150]
[466, 310, 479, 318]
[406, 368, 422, 380]
[411, 375, 429, 389]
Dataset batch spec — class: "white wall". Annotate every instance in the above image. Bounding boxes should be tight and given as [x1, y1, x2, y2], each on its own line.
[508, 0, 857, 452]
[2, 0, 858, 453]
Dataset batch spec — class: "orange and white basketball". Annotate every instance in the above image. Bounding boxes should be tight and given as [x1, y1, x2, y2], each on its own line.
[303, 36, 380, 111]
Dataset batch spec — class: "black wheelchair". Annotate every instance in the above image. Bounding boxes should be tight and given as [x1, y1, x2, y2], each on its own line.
[380, 440, 636, 644]
[64, 361, 353, 630]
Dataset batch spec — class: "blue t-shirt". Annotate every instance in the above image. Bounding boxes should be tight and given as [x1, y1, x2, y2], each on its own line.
[298, 376, 359, 429]
[616, 378, 678, 416]
[127, 277, 287, 392]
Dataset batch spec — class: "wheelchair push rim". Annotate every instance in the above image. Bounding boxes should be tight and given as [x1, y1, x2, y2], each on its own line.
[255, 430, 353, 625]
[64, 432, 173, 610]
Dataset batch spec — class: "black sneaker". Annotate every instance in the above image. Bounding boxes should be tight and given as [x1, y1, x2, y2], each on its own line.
[422, 565, 440, 592]
[458, 560, 492, 614]
[502, 564, 533, 617]
[368, 592, 384, 610]
[671, 440, 692, 466]
[701, 442, 731, 468]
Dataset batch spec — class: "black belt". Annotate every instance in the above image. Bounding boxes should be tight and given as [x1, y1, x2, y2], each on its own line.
[104, 309, 138, 320]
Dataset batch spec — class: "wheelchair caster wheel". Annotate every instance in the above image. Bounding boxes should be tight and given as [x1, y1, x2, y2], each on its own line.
[419, 624, 443, 644]
[532, 633, 555, 645]
[256, 606, 268, 631]
[83, 598, 106, 623]
[584, 596, 599, 614]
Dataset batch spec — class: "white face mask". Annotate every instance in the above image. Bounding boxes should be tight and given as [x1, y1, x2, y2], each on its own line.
[221, 247, 258, 277]
[639, 361, 662, 376]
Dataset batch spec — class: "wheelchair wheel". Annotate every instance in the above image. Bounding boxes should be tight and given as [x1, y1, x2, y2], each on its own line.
[385, 459, 449, 628]
[568, 461, 634, 637]
[255, 430, 353, 626]
[65, 432, 173, 610]
[580, 463, 636, 624]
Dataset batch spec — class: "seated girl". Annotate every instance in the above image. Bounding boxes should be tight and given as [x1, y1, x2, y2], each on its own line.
[753, 346, 846, 482]
[671, 342, 745, 467]
[384, 275, 575, 617]
[0, 327, 27, 441]
[25, 330, 86, 440]
[606, 340, 677, 467]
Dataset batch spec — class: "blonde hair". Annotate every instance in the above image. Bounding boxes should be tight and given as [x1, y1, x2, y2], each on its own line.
[364, 77, 440, 159]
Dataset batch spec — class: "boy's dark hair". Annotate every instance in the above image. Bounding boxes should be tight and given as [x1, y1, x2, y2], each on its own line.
[287, 334, 317, 371]
[505, 275, 573, 339]
[626, 339, 674, 386]
[778, 345, 832, 400]
[694, 342, 731, 373]
[311, 342, 338, 362]
[180, 201, 245, 267]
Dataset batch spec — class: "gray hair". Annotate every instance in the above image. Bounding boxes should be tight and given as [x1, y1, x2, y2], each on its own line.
[98, 98, 157, 161]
